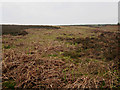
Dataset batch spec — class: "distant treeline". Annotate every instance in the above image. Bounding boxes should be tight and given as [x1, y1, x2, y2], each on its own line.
[1, 25, 60, 36]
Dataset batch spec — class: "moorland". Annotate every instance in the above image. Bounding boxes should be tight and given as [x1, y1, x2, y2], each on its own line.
[2, 24, 120, 88]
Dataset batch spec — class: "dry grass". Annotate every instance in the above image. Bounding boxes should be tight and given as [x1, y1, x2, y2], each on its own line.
[2, 25, 120, 89]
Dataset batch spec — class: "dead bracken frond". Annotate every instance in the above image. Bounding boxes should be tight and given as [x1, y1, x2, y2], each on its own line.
[2, 25, 120, 89]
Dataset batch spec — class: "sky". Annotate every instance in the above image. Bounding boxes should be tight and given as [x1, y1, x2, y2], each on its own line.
[0, 0, 119, 25]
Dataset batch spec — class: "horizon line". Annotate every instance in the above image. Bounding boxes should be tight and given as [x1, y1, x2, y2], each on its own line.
[0, 23, 118, 26]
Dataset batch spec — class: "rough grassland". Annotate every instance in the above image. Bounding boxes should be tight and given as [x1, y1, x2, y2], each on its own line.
[2, 25, 120, 89]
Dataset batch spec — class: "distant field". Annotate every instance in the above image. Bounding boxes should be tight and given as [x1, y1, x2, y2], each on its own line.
[2, 25, 120, 88]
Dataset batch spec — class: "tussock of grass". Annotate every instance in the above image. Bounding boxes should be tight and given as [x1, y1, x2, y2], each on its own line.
[3, 81, 16, 89]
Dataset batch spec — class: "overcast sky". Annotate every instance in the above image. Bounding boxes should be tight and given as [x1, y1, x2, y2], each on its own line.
[0, 1, 119, 25]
